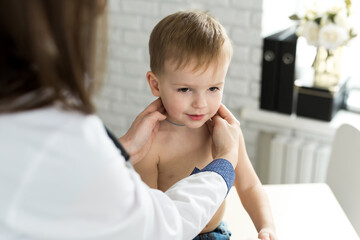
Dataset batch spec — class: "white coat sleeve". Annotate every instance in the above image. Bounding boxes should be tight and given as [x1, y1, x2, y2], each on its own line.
[2, 115, 235, 240]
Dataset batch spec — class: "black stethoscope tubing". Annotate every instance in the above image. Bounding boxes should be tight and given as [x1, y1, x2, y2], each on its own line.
[104, 125, 130, 161]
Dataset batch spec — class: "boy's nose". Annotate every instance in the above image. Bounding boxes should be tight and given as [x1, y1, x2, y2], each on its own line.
[192, 94, 207, 109]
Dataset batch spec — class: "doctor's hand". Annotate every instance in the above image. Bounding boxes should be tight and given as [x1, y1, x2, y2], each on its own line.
[119, 98, 166, 165]
[206, 104, 240, 169]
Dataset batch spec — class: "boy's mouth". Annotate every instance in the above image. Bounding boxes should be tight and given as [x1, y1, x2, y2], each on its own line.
[187, 114, 205, 121]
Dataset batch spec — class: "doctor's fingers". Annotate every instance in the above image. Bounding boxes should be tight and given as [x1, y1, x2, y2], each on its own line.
[206, 118, 215, 135]
[217, 104, 240, 126]
[141, 98, 166, 116]
[144, 110, 166, 129]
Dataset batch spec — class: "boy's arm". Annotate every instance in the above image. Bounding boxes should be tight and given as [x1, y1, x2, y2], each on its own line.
[133, 144, 159, 189]
[234, 130, 277, 240]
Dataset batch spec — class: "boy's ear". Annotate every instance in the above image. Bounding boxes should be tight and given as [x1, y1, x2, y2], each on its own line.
[146, 71, 161, 97]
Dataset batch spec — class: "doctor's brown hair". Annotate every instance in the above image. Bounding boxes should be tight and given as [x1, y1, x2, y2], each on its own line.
[149, 10, 233, 76]
[0, 0, 107, 114]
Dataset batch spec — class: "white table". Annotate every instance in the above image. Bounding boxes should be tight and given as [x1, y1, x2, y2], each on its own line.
[223, 183, 359, 240]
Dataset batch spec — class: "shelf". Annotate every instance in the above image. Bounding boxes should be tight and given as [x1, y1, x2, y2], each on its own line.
[239, 108, 360, 137]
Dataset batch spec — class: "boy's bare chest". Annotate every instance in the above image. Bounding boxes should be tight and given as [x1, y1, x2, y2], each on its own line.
[156, 129, 213, 192]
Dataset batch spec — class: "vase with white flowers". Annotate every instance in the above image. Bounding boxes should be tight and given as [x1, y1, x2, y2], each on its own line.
[290, 0, 357, 88]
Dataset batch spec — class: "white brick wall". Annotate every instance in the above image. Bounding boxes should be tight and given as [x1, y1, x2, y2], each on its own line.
[94, 0, 265, 137]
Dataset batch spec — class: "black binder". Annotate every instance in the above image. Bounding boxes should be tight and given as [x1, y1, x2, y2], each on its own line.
[295, 78, 348, 121]
[276, 32, 298, 114]
[260, 28, 296, 111]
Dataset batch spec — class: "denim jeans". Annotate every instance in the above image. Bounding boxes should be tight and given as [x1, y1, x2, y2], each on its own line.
[193, 221, 231, 240]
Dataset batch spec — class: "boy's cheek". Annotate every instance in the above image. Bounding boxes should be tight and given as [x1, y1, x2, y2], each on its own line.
[163, 98, 184, 114]
[215, 96, 223, 110]
[210, 103, 222, 118]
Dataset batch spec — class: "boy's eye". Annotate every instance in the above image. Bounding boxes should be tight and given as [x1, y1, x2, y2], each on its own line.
[209, 87, 219, 92]
[178, 88, 190, 93]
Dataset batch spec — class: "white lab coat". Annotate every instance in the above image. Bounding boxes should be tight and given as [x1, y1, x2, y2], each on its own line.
[0, 106, 233, 240]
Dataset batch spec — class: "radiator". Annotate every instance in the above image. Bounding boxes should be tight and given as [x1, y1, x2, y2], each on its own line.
[262, 134, 331, 184]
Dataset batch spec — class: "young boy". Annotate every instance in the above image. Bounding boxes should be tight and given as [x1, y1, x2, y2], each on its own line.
[135, 10, 277, 240]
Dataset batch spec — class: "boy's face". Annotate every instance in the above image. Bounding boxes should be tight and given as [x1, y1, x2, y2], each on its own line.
[147, 59, 229, 129]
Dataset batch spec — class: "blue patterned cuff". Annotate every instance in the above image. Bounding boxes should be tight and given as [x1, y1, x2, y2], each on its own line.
[190, 159, 235, 195]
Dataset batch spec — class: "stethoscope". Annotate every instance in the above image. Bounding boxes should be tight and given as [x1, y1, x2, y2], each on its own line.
[104, 125, 130, 162]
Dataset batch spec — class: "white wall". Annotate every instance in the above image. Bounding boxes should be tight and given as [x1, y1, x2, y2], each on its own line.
[94, 0, 265, 137]
[261, 0, 300, 37]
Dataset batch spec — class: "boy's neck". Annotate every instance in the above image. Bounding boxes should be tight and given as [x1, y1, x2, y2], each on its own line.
[165, 118, 185, 127]
[162, 118, 208, 134]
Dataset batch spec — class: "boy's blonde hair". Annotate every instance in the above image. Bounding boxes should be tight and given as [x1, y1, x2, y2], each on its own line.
[149, 10, 233, 75]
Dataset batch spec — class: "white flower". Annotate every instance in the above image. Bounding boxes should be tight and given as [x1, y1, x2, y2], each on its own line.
[302, 21, 320, 47]
[307, 1, 326, 16]
[334, 10, 350, 28]
[291, 0, 356, 50]
[318, 23, 349, 49]
[326, 0, 346, 12]
[304, 9, 318, 20]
